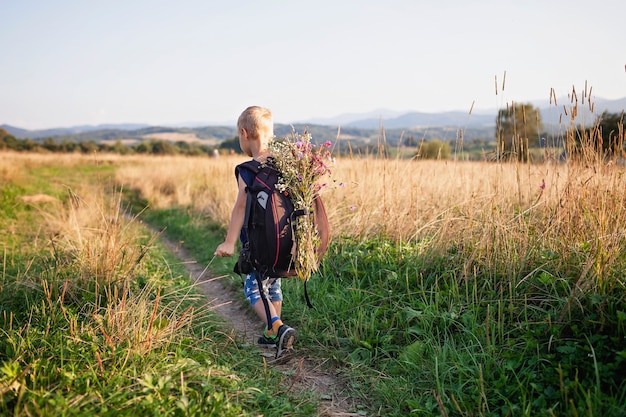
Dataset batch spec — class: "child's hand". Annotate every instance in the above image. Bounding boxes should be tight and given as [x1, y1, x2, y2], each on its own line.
[214, 242, 235, 257]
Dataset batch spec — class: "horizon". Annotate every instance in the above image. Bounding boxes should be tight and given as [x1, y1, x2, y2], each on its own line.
[2, 1, 625, 130]
[4, 93, 625, 132]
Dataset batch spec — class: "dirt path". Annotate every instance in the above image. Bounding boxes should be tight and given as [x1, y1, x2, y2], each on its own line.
[159, 238, 365, 417]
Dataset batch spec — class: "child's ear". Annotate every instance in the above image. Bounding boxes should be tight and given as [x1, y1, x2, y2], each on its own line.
[240, 128, 249, 139]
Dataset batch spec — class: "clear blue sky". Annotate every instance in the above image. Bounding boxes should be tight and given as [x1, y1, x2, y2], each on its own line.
[2, 0, 624, 129]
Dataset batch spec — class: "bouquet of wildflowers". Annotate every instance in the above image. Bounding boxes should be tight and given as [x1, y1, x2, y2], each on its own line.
[268, 129, 332, 281]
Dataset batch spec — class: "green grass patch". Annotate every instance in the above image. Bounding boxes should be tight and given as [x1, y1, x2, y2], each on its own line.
[284, 237, 626, 416]
[0, 163, 322, 416]
[134, 206, 239, 288]
[5, 155, 625, 416]
[133, 203, 626, 416]
[121, 186, 626, 416]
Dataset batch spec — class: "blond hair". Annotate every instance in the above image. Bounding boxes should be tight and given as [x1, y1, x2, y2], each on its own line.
[237, 106, 273, 141]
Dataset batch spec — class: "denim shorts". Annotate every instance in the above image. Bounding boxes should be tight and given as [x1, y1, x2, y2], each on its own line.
[243, 272, 283, 306]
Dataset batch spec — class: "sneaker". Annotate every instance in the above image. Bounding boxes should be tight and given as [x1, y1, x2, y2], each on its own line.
[257, 331, 278, 348]
[276, 325, 297, 358]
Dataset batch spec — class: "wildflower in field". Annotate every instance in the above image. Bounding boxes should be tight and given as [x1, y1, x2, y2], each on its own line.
[267, 129, 333, 281]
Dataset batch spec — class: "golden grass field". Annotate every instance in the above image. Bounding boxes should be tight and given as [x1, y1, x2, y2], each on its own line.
[3, 149, 625, 289]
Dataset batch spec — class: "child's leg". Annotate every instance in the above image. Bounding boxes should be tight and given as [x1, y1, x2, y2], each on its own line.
[245, 274, 284, 336]
[251, 300, 282, 326]
[262, 278, 285, 336]
[266, 279, 297, 354]
[271, 300, 282, 318]
[252, 298, 279, 326]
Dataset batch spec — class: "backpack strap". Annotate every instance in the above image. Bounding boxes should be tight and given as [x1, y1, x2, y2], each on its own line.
[304, 280, 314, 309]
[232, 161, 258, 276]
[237, 161, 275, 328]
[234, 160, 256, 238]
[243, 187, 253, 235]
[253, 270, 274, 331]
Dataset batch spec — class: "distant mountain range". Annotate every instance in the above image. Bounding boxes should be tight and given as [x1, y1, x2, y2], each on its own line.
[3, 97, 625, 144]
[1, 123, 152, 140]
[308, 97, 626, 129]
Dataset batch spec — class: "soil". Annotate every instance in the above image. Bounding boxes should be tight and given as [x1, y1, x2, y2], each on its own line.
[159, 238, 366, 417]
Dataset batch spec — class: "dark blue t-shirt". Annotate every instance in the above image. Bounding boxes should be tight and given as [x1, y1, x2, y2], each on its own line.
[236, 162, 255, 187]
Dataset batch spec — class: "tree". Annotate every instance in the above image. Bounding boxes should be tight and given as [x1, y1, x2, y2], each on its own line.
[219, 136, 243, 153]
[79, 141, 98, 154]
[496, 102, 543, 161]
[111, 140, 130, 155]
[60, 139, 78, 153]
[150, 140, 177, 155]
[418, 139, 451, 159]
[403, 135, 418, 147]
[42, 138, 60, 152]
[0, 129, 14, 150]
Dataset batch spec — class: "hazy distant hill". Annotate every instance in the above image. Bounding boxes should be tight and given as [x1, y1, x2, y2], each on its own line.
[536, 96, 626, 126]
[1, 125, 31, 138]
[0, 123, 150, 139]
[2, 96, 624, 145]
[340, 97, 626, 130]
[2, 122, 478, 148]
[302, 109, 405, 126]
[345, 111, 495, 129]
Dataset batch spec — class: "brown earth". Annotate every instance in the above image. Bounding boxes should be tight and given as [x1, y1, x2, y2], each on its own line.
[159, 237, 367, 416]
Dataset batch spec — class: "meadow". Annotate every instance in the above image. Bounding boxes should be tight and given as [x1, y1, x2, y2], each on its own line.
[114, 148, 626, 415]
[1, 115, 626, 415]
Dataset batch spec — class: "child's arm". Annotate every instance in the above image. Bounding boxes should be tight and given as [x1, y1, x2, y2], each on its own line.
[214, 175, 247, 257]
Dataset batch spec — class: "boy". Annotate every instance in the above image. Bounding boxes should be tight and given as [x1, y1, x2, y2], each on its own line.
[214, 105, 297, 354]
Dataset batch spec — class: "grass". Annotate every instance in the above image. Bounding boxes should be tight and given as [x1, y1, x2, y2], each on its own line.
[2, 91, 625, 415]
[0, 154, 323, 416]
[301, 238, 626, 415]
[112, 104, 625, 414]
[119, 205, 626, 415]
[118, 164, 626, 415]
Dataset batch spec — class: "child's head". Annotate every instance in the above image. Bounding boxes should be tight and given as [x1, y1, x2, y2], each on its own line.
[237, 106, 273, 142]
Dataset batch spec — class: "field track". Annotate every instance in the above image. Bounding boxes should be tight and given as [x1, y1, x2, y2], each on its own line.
[157, 231, 364, 416]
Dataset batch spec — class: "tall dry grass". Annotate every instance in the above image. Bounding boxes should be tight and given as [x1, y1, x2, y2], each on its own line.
[1, 152, 199, 354]
[115, 146, 626, 292]
[0, 151, 125, 171]
[113, 153, 578, 240]
[116, 154, 247, 225]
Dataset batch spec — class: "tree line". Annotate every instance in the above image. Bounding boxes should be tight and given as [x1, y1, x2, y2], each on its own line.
[0, 129, 453, 160]
[3, 107, 623, 161]
[0, 130, 242, 156]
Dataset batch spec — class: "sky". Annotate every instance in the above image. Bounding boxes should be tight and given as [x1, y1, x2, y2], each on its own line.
[1, 0, 625, 130]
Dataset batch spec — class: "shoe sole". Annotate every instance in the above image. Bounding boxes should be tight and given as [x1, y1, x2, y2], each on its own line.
[276, 328, 297, 358]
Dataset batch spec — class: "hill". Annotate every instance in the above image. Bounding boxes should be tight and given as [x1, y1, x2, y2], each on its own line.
[341, 97, 626, 130]
[2, 96, 624, 147]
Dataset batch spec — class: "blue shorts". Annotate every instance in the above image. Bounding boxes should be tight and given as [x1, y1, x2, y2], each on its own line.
[243, 273, 283, 306]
